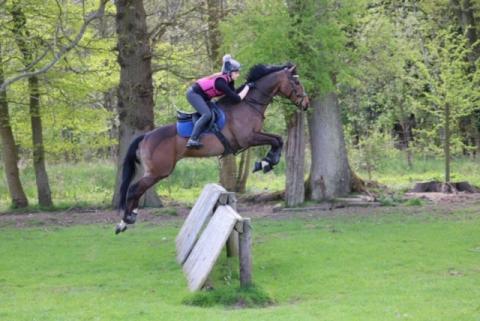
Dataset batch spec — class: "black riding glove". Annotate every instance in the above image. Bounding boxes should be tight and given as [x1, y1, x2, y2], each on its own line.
[247, 82, 255, 89]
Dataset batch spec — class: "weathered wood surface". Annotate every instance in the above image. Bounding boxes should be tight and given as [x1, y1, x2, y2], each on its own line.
[226, 193, 238, 257]
[176, 183, 227, 264]
[183, 205, 242, 291]
[239, 218, 252, 288]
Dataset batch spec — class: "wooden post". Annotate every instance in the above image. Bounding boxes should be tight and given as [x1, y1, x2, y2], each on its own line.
[239, 218, 252, 288]
[226, 193, 239, 258]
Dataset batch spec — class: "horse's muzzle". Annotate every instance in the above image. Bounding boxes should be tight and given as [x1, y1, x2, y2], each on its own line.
[301, 96, 310, 111]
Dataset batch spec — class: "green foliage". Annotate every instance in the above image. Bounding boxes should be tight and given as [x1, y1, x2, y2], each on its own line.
[404, 198, 425, 206]
[412, 28, 480, 156]
[1, 0, 118, 160]
[353, 154, 480, 191]
[348, 128, 398, 180]
[221, 0, 364, 95]
[0, 159, 287, 211]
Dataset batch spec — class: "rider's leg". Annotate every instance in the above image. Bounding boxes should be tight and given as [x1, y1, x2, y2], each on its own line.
[186, 88, 212, 148]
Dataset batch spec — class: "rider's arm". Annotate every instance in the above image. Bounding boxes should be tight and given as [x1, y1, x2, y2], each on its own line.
[237, 84, 250, 100]
[215, 78, 249, 103]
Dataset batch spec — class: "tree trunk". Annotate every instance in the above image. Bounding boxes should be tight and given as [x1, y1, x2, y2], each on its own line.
[103, 87, 118, 160]
[308, 92, 351, 200]
[0, 44, 28, 208]
[10, 3, 52, 207]
[219, 155, 237, 191]
[206, 0, 222, 69]
[112, 0, 162, 208]
[444, 103, 451, 183]
[451, 0, 480, 64]
[235, 149, 251, 193]
[205, 0, 240, 191]
[285, 109, 305, 206]
[29, 76, 52, 207]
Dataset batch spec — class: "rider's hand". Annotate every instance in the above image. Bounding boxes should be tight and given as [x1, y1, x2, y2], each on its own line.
[247, 82, 255, 89]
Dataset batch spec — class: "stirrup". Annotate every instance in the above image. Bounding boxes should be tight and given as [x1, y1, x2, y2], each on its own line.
[186, 138, 203, 149]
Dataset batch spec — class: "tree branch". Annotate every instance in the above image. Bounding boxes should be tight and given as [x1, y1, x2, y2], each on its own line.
[0, 0, 108, 92]
[149, 4, 203, 44]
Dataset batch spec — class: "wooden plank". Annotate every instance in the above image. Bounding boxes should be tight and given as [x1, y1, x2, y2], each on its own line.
[183, 205, 242, 291]
[175, 184, 227, 264]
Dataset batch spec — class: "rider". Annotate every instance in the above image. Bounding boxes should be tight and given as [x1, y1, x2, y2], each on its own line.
[186, 54, 251, 149]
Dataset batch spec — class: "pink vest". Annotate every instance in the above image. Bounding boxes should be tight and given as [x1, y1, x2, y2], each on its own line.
[196, 73, 232, 98]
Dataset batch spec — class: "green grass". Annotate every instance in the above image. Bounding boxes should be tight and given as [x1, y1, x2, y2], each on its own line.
[1, 208, 480, 320]
[183, 285, 274, 308]
[359, 155, 480, 192]
[1, 155, 479, 211]
[0, 158, 285, 212]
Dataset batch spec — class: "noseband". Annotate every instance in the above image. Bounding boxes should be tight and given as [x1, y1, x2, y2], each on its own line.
[287, 74, 308, 107]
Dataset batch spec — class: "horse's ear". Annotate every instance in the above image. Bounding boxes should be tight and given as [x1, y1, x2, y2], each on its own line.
[288, 65, 297, 73]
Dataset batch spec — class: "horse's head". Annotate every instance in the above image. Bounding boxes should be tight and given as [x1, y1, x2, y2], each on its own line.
[278, 65, 310, 110]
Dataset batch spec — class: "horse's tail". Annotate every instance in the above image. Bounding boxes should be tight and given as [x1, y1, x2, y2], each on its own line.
[118, 134, 145, 210]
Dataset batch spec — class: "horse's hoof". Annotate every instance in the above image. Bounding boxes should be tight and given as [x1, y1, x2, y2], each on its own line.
[263, 164, 273, 173]
[115, 221, 128, 235]
[253, 161, 262, 173]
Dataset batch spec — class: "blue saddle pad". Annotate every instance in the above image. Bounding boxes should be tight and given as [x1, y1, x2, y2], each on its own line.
[176, 106, 227, 138]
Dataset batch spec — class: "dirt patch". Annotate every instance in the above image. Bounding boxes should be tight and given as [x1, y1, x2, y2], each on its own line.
[404, 191, 480, 204]
[1, 192, 479, 229]
[0, 207, 190, 229]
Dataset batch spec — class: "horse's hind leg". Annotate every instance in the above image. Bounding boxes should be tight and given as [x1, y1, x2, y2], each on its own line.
[116, 136, 178, 234]
[123, 175, 163, 224]
[115, 174, 164, 234]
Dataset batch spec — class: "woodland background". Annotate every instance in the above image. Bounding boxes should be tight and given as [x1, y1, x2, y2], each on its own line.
[1, 0, 479, 211]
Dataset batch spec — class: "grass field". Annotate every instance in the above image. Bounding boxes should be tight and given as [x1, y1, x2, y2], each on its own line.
[1, 207, 479, 321]
[1, 155, 479, 212]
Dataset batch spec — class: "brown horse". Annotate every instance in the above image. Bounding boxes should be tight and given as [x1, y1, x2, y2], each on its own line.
[115, 63, 309, 234]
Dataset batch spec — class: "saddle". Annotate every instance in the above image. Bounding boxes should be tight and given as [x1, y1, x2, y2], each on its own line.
[176, 101, 223, 128]
[176, 102, 234, 155]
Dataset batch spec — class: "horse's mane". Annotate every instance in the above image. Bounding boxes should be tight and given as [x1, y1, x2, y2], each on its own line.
[217, 63, 292, 106]
[245, 63, 292, 82]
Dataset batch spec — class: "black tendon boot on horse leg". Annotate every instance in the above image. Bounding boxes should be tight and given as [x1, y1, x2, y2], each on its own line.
[253, 153, 275, 173]
[253, 137, 283, 173]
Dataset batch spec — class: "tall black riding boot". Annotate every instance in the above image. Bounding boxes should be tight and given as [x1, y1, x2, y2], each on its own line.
[186, 120, 206, 149]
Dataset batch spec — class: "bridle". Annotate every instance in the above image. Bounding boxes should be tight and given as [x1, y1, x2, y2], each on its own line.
[286, 73, 308, 108]
[244, 70, 308, 118]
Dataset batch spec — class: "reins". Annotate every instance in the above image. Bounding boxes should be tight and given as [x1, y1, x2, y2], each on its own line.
[243, 82, 274, 120]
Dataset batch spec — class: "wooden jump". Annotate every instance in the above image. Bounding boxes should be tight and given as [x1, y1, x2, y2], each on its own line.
[175, 183, 252, 291]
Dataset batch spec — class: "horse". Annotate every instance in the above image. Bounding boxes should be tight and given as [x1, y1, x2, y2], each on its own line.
[115, 63, 309, 234]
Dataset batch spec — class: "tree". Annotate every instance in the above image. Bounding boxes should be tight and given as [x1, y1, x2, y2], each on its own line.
[413, 29, 480, 182]
[0, 42, 28, 208]
[309, 92, 351, 199]
[284, 109, 305, 205]
[283, 0, 307, 206]
[450, 0, 480, 155]
[9, 1, 52, 207]
[204, 0, 237, 192]
[288, 0, 357, 201]
[0, 0, 109, 92]
[222, 0, 308, 203]
[112, 0, 162, 208]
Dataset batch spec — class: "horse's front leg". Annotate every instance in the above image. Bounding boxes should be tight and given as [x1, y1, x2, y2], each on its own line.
[247, 132, 283, 173]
